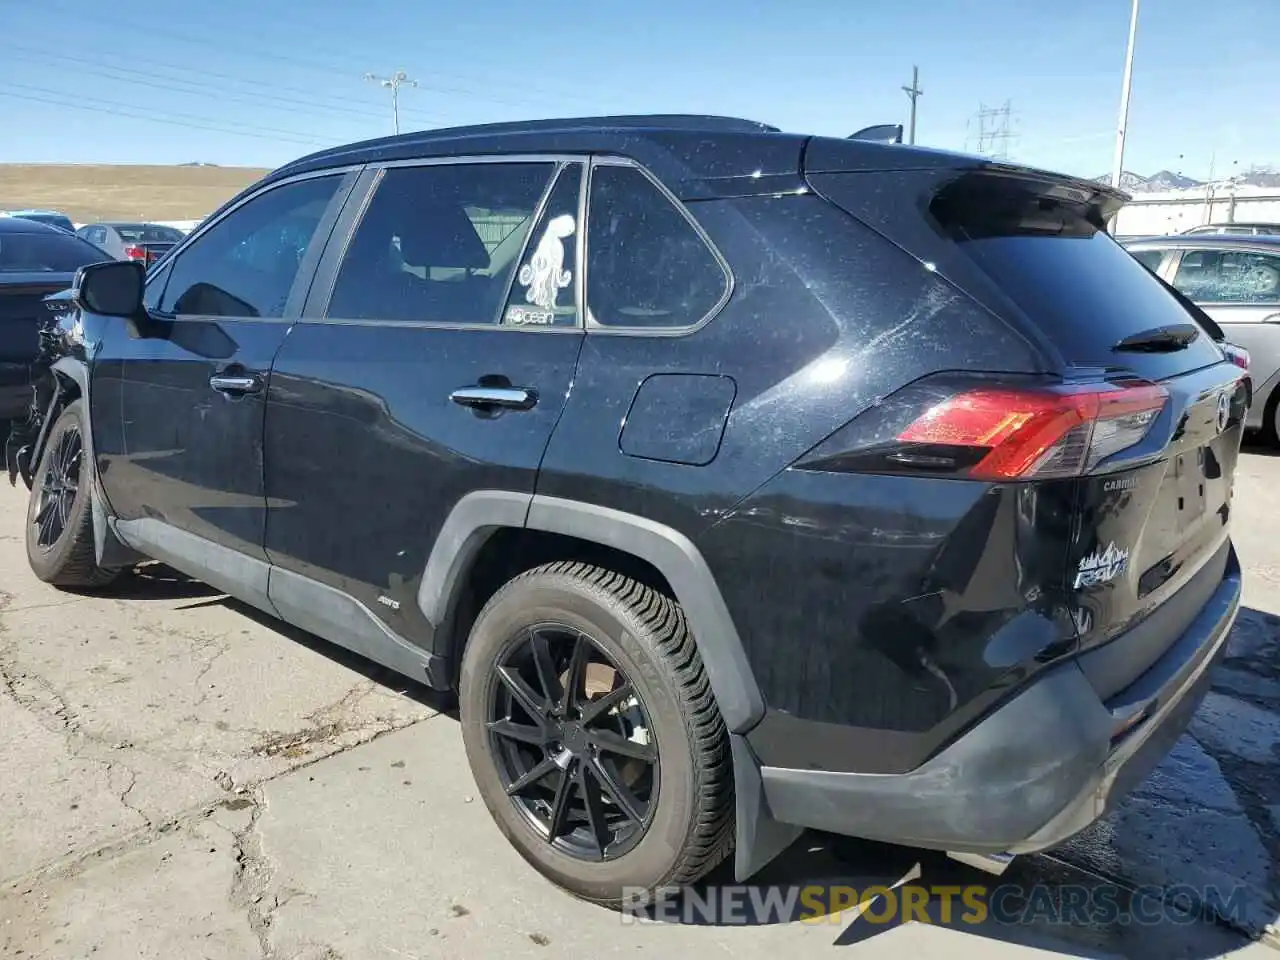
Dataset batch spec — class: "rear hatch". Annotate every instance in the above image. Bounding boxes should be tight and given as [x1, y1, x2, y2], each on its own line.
[806, 150, 1246, 687]
[0, 276, 74, 365]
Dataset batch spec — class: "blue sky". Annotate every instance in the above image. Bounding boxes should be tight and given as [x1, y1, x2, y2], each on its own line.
[1, 0, 1273, 179]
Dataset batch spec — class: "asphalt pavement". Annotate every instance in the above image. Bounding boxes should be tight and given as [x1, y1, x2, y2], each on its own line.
[3, 445, 1280, 959]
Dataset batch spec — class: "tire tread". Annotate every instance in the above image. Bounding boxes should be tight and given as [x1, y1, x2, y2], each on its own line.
[483, 560, 735, 899]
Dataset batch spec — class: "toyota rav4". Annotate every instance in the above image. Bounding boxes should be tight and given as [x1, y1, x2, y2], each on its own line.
[14, 115, 1246, 906]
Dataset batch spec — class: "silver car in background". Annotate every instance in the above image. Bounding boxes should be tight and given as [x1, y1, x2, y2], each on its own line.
[1125, 235, 1280, 441]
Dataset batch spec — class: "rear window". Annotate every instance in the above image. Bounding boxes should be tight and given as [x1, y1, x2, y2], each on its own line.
[16, 214, 75, 233]
[0, 231, 107, 272]
[116, 225, 184, 243]
[930, 173, 1225, 381]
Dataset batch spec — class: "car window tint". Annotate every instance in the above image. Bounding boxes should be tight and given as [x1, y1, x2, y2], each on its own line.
[328, 162, 554, 324]
[1173, 249, 1280, 304]
[501, 164, 581, 328]
[585, 165, 727, 329]
[1130, 249, 1165, 272]
[160, 175, 341, 318]
[0, 230, 107, 272]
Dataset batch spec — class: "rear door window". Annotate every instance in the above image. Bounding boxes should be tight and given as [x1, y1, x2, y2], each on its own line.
[327, 162, 554, 325]
[585, 164, 729, 330]
[1172, 249, 1280, 304]
[501, 163, 582, 328]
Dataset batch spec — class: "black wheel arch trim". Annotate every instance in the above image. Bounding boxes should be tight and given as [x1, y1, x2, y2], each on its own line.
[31, 357, 139, 570]
[416, 491, 766, 735]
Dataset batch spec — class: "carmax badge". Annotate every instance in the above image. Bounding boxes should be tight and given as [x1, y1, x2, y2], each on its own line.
[1074, 542, 1129, 589]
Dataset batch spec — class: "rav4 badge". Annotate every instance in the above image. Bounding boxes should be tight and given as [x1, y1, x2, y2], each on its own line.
[1074, 542, 1129, 590]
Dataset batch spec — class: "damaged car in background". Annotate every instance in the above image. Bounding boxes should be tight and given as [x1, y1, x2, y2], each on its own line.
[0, 216, 108, 466]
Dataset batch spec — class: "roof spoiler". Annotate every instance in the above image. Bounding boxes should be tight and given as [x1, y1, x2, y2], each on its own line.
[848, 123, 904, 144]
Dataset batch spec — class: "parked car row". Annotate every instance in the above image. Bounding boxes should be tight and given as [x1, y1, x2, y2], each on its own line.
[1123, 233, 1280, 442]
[75, 222, 185, 265]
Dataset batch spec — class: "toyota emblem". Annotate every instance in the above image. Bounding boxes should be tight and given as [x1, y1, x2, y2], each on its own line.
[1216, 390, 1231, 434]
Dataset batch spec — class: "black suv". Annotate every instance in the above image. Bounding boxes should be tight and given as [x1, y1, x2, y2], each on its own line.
[15, 115, 1245, 905]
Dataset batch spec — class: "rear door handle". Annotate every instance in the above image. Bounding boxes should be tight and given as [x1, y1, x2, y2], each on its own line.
[209, 374, 262, 396]
[450, 386, 538, 411]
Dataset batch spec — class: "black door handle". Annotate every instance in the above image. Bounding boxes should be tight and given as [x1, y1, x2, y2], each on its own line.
[450, 385, 538, 411]
[210, 373, 262, 396]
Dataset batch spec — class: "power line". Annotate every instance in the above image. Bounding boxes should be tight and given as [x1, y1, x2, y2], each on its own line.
[0, 90, 330, 149]
[901, 66, 923, 145]
[4, 49, 396, 130]
[2, 82, 332, 148]
[34, 0, 614, 118]
[364, 70, 418, 135]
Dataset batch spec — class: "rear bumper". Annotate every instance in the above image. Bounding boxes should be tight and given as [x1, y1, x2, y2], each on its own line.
[755, 545, 1241, 856]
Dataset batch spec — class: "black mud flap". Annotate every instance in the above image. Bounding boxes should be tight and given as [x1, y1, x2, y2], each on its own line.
[6, 417, 37, 489]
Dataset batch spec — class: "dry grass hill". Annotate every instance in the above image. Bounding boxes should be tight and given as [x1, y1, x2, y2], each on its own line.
[0, 164, 271, 224]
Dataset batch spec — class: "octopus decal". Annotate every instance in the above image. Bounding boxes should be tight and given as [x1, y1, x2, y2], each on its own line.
[518, 214, 576, 312]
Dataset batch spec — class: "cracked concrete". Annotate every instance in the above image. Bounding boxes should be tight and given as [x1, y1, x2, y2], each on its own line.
[3, 453, 1280, 957]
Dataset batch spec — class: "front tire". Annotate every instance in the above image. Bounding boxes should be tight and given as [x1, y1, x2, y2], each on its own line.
[459, 561, 734, 907]
[25, 400, 119, 589]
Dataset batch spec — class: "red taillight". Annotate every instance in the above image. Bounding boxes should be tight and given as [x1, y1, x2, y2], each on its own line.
[1224, 344, 1250, 371]
[897, 382, 1168, 480]
[123, 244, 145, 260]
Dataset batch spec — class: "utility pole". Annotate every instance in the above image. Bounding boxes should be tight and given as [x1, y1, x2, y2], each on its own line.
[364, 69, 418, 135]
[902, 66, 923, 145]
[1110, 0, 1140, 188]
[969, 101, 1016, 161]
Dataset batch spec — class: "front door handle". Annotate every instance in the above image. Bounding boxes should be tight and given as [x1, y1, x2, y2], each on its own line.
[450, 385, 538, 411]
[209, 373, 262, 396]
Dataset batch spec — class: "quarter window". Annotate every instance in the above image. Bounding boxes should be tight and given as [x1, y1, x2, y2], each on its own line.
[1172, 250, 1280, 304]
[585, 164, 728, 329]
[327, 162, 555, 324]
[159, 175, 342, 318]
[1130, 249, 1165, 272]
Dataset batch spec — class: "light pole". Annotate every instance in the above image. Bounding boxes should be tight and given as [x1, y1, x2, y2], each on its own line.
[364, 70, 418, 135]
[1110, 0, 1140, 189]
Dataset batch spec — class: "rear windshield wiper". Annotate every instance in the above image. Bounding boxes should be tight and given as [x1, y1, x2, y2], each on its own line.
[1113, 323, 1201, 353]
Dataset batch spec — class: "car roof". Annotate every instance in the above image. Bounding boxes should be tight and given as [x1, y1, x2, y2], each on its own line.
[1185, 222, 1280, 230]
[0, 216, 66, 234]
[2, 209, 71, 219]
[1123, 234, 1280, 251]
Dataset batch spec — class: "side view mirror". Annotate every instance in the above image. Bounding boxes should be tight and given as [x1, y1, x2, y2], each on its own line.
[72, 260, 145, 318]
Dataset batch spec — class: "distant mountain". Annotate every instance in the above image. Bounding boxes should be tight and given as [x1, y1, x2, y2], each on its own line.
[1093, 169, 1204, 192]
[177, 162, 220, 167]
[1092, 166, 1280, 192]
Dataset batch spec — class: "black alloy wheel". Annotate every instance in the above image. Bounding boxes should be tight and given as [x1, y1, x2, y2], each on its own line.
[487, 623, 660, 861]
[33, 423, 83, 550]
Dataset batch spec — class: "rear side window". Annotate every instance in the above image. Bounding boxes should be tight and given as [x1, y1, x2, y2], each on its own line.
[1173, 249, 1280, 304]
[931, 172, 1224, 380]
[0, 230, 106, 272]
[160, 175, 341, 318]
[585, 164, 728, 329]
[1130, 248, 1165, 272]
[327, 162, 554, 325]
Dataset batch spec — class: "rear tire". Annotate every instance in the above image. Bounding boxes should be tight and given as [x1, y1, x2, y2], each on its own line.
[459, 561, 734, 907]
[25, 400, 119, 589]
